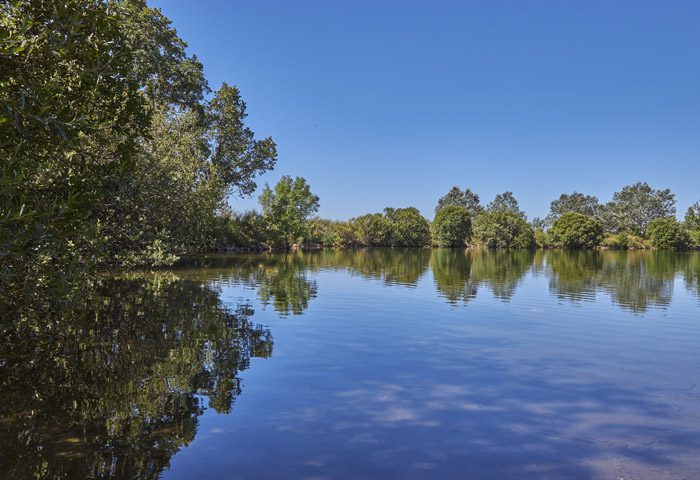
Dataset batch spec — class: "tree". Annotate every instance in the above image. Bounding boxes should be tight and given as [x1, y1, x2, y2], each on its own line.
[208, 83, 277, 196]
[349, 213, 392, 246]
[260, 176, 320, 249]
[383, 207, 431, 247]
[549, 212, 604, 249]
[486, 191, 526, 219]
[1, 0, 150, 300]
[601, 182, 675, 236]
[647, 217, 691, 251]
[435, 186, 481, 215]
[472, 211, 535, 249]
[546, 192, 600, 226]
[431, 206, 471, 247]
[685, 202, 700, 231]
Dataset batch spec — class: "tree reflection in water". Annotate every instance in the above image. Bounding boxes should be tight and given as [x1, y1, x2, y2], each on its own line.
[0, 275, 272, 480]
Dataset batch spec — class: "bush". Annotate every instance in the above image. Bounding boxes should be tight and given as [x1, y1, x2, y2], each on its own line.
[472, 211, 535, 249]
[600, 232, 651, 250]
[384, 207, 431, 247]
[534, 229, 552, 248]
[349, 214, 392, 246]
[647, 217, 691, 250]
[307, 219, 354, 247]
[691, 230, 700, 248]
[549, 212, 603, 249]
[431, 206, 471, 247]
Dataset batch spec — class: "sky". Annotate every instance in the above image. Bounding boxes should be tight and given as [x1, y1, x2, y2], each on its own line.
[150, 0, 700, 221]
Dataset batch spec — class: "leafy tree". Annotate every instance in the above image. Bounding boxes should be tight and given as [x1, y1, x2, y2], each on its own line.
[1, 0, 150, 300]
[208, 83, 277, 196]
[383, 207, 431, 247]
[549, 212, 604, 249]
[601, 182, 675, 236]
[349, 213, 392, 246]
[685, 201, 700, 231]
[647, 217, 691, 251]
[435, 186, 481, 215]
[431, 206, 471, 247]
[545, 192, 600, 226]
[260, 176, 320, 249]
[472, 211, 535, 249]
[486, 191, 526, 219]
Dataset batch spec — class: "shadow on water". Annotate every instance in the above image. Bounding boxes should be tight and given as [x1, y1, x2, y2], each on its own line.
[0, 275, 272, 480]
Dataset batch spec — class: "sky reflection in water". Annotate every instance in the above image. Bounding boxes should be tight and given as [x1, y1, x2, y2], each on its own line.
[2, 250, 699, 479]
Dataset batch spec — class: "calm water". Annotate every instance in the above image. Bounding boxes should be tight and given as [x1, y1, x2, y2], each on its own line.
[2, 250, 700, 479]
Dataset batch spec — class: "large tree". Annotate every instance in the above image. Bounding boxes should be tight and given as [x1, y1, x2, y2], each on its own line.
[546, 192, 600, 227]
[435, 186, 481, 215]
[260, 176, 320, 249]
[601, 182, 675, 236]
[486, 191, 526, 219]
[1, 0, 278, 297]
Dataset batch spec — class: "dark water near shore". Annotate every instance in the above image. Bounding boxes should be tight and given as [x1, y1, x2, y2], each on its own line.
[2, 249, 700, 479]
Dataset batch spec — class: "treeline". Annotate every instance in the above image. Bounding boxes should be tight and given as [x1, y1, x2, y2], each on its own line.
[220, 180, 700, 253]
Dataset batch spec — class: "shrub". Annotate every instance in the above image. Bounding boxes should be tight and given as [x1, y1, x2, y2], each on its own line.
[472, 211, 535, 249]
[384, 207, 431, 247]
[647, 217, 691, 251]
[691, 230, 700, 248]
[549, 212, 603, 249]
[534, 229, 551, 248]
[431, 206, 471, 247]
[349, 214, 392, 246]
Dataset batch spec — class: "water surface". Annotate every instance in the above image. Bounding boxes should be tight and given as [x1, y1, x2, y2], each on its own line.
[2, 250, 700, 479]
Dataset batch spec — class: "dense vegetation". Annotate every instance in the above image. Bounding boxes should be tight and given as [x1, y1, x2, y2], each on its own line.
[2, 1, 699, 310]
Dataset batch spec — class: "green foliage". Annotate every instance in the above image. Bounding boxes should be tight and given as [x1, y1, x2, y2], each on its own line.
[472, 211, 535, 249]
[601, 232, 651, 250]
[601, 182, 675, 236]
[383, 207, 431, 247]
[435, 186, 481, 215]
[349, 213, 392, 246]
[308, 218, 355, 248]
[431, 205, 471, 247]
[545, 192, 600, 227]
[260, 176, 320, 248]
[685, 201, 700, 231]
[534, 228, 551, 248]
[549, 212, 603, 249]
[0, 0, 277, 308]
[486, 191, 526, 219]
[647, 217, 691, 251]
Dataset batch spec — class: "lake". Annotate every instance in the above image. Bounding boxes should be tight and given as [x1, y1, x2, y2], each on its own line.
[2, 249, 700, 479]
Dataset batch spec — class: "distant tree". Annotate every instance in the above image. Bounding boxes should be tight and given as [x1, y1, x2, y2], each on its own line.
[685, 201, 700, 231]
[435, 187, 481, 215]
[384, 207, 431, 247]
[600, 182, 675, 236]
[350, 213, 392, 246]
[549, 212, 604, 249]
[486, 192, 526, 219]
[647, 217, 691, 251]
[260, 176, 319, 249]
[545, 192, 600, 226]
[431, 206, 472, 247]
[472, 211, 535, 249]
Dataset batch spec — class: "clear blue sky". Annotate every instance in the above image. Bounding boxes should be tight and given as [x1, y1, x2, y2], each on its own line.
[151, 0, 699, 221]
